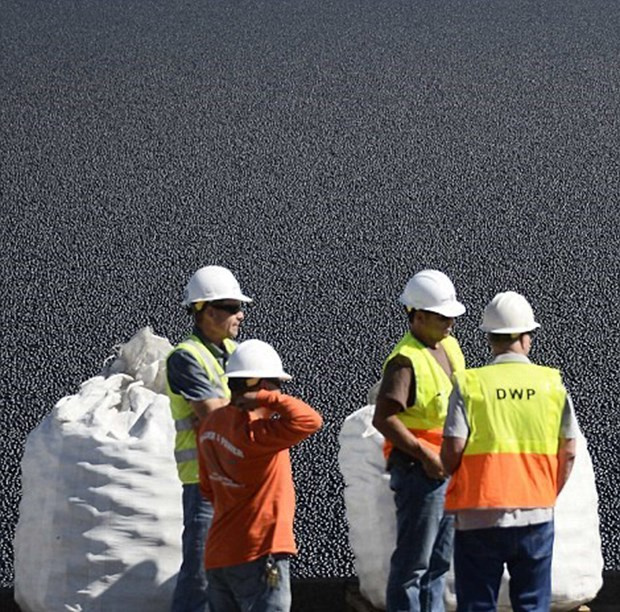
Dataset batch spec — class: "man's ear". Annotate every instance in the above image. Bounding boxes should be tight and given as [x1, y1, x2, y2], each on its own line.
[194, 305, 208, 324]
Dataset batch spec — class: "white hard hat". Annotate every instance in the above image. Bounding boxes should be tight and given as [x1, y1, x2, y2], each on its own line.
[226, 339, 292, 381]
[480, 291, 540, 334]
[398, 270, 465, 318]
[182, 265, 252, 306]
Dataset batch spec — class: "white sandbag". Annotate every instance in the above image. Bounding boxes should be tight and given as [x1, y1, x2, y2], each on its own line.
[14, 327, 182, 612]
[552, 429, 604, 608]
[338, 404, 394, 610]
[338, 404, 603, 611]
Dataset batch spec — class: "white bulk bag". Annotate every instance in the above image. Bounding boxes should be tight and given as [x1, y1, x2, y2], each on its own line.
[14, 328, 183, 612]
[338, 403, 603, 611]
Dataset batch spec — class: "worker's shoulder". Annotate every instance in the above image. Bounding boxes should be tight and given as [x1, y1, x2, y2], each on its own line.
[459, 361, 563, 381]
[167, 343, 201, 367]
[385, 353, 414, 369]
[386, 332, 421, 360]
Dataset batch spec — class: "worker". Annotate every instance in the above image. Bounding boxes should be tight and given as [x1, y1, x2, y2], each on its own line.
[197, 339, 322, 612]
[441, 291, 578, 611]
[166, 265, 252, 612]
[372, 269, 466, 612]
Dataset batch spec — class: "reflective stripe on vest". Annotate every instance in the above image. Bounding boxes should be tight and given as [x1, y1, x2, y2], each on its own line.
[166, 335, 235, 484]
[383, 333, 465, 457]
[445, 362, 566, 511]
[174, 416, 195, 432]
[174, 447, 200, 464]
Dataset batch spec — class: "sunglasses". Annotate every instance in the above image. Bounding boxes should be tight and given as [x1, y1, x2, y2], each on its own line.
[209, 301, 244, 314]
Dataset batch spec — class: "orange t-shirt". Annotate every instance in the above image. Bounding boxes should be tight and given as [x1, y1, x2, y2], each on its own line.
[197, 389, 322, 569]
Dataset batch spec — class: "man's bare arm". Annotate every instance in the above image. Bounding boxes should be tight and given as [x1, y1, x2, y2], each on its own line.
[440, 436, 467, 475]
[373, 396, 422, 457]
[190, 397, 229, 421]
[557, 438, 577, 494]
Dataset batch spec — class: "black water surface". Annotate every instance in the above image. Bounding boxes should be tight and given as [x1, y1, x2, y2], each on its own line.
[1, 0, 619, 587]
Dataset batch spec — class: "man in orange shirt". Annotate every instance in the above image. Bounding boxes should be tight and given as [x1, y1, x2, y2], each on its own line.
[197, 339, 322, 612]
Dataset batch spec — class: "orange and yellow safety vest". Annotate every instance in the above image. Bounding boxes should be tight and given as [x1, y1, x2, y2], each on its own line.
[383, 332, 465, 457]
[445, 362, 566, 511]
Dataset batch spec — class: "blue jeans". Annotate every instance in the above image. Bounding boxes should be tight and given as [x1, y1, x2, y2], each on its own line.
[207, 555, 291, 612]
[171, 484, 214, 612]
[454, 521, 554, 612]
[386, 462, 454, 612]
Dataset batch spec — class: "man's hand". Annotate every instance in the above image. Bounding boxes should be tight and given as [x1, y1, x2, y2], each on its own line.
[234, 391, 264, 412]
[374, 396, 447, 479]
[419, 447, 447, 480]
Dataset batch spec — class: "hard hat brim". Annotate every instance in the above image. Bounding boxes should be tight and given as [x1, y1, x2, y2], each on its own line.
[400, 299, 466, 318]
[425, 301, 466, 318]
[208, 293, 253, 303]
[480, 322, 541, 334]
[182, 293, 253, 307]
[226, 370, 292, 381]
[232, 293, 253, 303]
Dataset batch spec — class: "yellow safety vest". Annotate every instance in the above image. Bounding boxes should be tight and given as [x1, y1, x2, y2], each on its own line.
[383, 333, 465, 456]
[166, 334, 235, 484]
[445, 362, 566, 511]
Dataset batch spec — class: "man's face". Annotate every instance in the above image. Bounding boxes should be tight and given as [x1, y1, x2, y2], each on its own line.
[418, 310, 455, 344]
[205, 300, 245, 340]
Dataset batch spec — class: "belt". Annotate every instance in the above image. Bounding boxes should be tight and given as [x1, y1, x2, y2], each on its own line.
[387, 447, 419, 471]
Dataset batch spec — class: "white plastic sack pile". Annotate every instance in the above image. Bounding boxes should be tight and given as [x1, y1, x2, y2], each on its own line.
[14, 327, 183, 612]
[338, 403, 604, 611]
